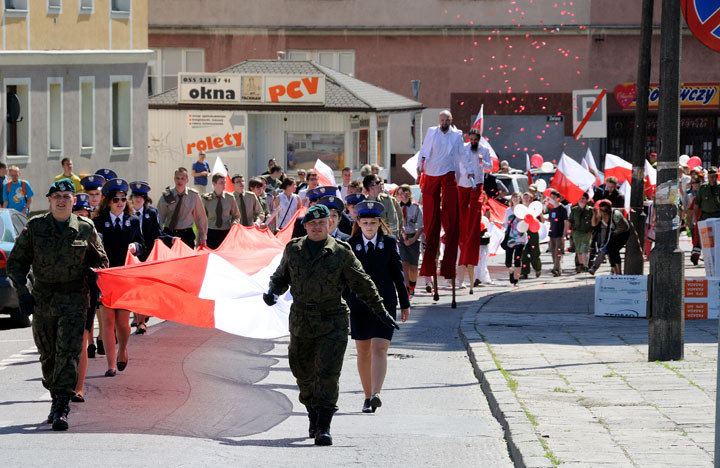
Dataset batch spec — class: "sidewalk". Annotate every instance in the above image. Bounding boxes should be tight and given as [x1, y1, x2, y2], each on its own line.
[458, 254, 716, 468]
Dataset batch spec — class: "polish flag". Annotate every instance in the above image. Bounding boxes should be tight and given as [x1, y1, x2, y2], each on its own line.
[314, 159, 337, 187]
[581, 148, 603, 187]
[467, 104, 484, 139]
[212, 156, 235, 190]
[99, 225, 293, 339]
[644, 159, 657, 196]
[468, 105, 499, 172]
[619, 181, 632, 215]
[480, 136, 500, 173]
[550, 153, 596, 204]
[526, 153, 533, 183]
[604, 153, 632, 184]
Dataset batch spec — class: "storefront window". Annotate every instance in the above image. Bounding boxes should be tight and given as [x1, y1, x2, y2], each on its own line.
[286, 133, 345, 171]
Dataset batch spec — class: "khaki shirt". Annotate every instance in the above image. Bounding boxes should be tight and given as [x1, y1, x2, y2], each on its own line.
[373, 192, 404, 237]
[157, 187, 208, 241]
[202, 191, 240, 230]
[696, 183, 720, 220]
[234, 191, 264, 226]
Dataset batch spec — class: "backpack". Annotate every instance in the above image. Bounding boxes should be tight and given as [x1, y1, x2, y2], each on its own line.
[6, 180, 27, 202]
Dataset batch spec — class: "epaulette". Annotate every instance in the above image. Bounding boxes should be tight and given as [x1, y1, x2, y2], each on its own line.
[334, 238, 352, 250]
[187, 187, 200, 195]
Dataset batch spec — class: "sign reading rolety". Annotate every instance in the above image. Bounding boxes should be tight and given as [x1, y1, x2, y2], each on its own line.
[184, 111, 247, 156]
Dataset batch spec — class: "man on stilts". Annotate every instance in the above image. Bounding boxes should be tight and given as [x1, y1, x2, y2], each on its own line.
[417, 111, 474, 302]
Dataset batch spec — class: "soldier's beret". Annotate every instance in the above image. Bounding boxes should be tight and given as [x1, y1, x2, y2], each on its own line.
[345, 193, 366, 205]
[129, 181, 151, 196]
[355, 200, 384, 219]
[72, 193, 91, 212]
[102, 178, 130, 196]
[319, 195, 344, 213]
[81, 174, 105, 190]
[95, 168, 118, 181]
[307, 185, 337, 201]
[46, 178, 76, 197]
[302, 204, 330, 224]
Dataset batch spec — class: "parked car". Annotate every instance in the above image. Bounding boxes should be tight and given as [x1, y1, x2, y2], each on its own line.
[0, 208, 32, 327]
[495, 173, 530, 200]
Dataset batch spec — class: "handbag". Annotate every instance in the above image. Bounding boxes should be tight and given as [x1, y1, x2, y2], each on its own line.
[500, 226, 511, 250]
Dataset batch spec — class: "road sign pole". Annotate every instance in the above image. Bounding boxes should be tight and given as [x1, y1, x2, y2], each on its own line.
[625, 0, 654, 275]
[648, 0, 684, 362]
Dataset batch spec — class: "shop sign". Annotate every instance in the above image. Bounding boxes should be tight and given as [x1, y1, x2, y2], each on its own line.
[178, 73, 326, 105]
[179, 73, 241, 104]
[615, 82, 720, 110]
[264, 75, 325, 104]
[184, 111, 247, 156]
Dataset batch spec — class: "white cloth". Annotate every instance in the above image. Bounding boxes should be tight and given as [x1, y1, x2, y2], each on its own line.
[417, 126, 471, 177]
[276, 192, 300, 229]
[457, 143, 493, 188]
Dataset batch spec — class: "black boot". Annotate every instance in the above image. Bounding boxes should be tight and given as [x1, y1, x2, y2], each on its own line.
[306, 406, 318, 439]
[314, 409, 334, 446]
[47, 392, 57, 424]
[52, 395, 70, 431]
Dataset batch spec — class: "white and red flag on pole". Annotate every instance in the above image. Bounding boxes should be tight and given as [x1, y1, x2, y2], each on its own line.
[526, 153, 533, 184]
[581, 148, 603, 187]
[314, 158, 337, 187]
[212, 155, 234, 190]
[468, 105, 499, 172]
[604, 153, 632, 184]
[550, 153, 596, 204]
[619, 180, 632, 215]
[644, 159, 657, 196]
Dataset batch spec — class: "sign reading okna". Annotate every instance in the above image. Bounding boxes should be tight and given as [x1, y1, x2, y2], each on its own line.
[179, 73, 242, 104]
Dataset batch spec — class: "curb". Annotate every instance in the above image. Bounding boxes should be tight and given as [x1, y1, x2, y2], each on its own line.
[459, 291, 555, 468]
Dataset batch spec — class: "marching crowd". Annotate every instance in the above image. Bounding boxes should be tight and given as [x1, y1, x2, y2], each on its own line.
[4, 110, 705, 441]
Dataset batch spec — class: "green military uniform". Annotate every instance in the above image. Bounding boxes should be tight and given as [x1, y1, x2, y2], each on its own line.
[269, 235, 387, 412]
[695, 183, 720, 221]
[8, 212, 108, 397]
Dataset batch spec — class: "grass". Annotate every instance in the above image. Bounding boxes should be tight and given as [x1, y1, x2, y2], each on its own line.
[553, 387, 572, 393]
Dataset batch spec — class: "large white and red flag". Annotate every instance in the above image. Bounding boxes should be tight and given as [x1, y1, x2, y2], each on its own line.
[581, 148, 603, 187]
[619, 180, 632, 215]
[314, 159, 337, 187]
[550, 153, 596, 204]
[604, 153, 632, 184]
[212, 155, 235, 190]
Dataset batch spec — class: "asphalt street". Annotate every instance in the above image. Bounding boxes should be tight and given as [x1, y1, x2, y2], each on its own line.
[0, 294, 512, 466]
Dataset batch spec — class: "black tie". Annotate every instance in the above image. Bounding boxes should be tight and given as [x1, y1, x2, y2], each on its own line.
[114, 217, 121, 232]
[367, 242, 374, 254]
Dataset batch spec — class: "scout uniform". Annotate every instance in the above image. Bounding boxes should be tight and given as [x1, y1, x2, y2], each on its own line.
[234, 190, 264, 227]
[157, 185, 208, 248]
[7, 179, 109, 431]
[203, 190, 241, 249]
[265, 204, 398, 446]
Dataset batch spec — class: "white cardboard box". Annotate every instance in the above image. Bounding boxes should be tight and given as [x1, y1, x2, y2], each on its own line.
[594, 275, 647, 318]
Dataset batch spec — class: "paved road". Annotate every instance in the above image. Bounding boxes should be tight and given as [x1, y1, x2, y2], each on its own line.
[0, 296, 512, 466]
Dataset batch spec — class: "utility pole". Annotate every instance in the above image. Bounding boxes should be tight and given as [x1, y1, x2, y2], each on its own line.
[648, 0, 683, 361]
[625, 0, 654, 275]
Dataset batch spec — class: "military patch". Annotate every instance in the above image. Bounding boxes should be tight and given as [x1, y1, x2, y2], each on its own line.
[355, 243, 362, 252]
[145, 213, 150, 219]
[329, 196, 334, 202]
[125, 220, 131, 227]
[378, 241, 384, 249]
[368, 202, 374, 209]
[104, 222, 110, 228]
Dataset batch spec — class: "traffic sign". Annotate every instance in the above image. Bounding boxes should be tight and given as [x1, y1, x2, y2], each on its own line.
[682, 0, 720, 53]
[572, 89, 607, 139]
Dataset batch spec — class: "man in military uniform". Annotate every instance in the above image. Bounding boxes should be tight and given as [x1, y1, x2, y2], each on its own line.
[157, 167, 208, 248]
[7, 179, 108, 431]
[363, 174, 404, 238]
[264, 204, 398, 446]
[291, 186, 335, 238]
[203, 174, 241, 249]
[692, 167, 720, 264]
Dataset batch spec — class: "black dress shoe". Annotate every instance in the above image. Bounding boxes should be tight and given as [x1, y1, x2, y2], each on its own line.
[71, 394, 85, 403]
[362, 398, 372, 413]
[117, 361, 127, 372]
[96, 339, 105, 355]
[87, 343, 96, 359]
[369, 394, 382, 413]
[104, 369, 116, 377]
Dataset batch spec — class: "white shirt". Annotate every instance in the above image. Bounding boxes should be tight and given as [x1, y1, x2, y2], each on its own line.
[363, 232, 379, 253]
[339, 184, 349, 200]
[417, 126, 472, 177]
[276, 192, 300, 229]
[109, 212, 123, 228]
[457, 143, 494, 188]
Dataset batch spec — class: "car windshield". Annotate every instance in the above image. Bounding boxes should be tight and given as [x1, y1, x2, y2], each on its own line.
[0, 216, 12, 243]
[516, 178, 529, 193]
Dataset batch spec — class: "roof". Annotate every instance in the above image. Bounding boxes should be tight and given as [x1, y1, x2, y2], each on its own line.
[149, 60, 424, 113]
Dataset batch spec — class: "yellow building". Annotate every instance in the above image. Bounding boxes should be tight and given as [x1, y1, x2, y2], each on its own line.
[1, 0, 152, 209]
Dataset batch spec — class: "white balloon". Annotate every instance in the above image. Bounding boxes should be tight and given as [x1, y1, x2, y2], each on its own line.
[679, 154, 690, 165]
[513, 204, 528, 219]
[517, 220, 529, 233]
[535, 179, 547, 192]
[541, 161, 554, 172]
[528, 201, 544, 217]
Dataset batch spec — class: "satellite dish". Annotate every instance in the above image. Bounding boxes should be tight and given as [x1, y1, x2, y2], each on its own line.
[6, 92, 22, 124]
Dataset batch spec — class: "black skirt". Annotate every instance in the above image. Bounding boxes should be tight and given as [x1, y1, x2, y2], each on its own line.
[350, 306, 396, 341]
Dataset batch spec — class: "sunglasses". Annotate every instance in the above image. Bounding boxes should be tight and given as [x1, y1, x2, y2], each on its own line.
[112, 197, 128, 203]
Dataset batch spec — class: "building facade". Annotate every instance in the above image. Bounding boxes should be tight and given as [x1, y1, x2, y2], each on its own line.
[148, 0, 720, 177]
[1, 0, 152, 209]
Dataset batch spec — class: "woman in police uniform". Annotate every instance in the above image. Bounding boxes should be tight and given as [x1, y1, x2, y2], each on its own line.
[346, 200, 411, 413]
[93, 179, 145, 376]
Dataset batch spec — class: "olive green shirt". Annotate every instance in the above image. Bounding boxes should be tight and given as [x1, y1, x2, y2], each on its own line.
[7, 213, 109, 297]
[202, 191, 240, 230]
[696, 183, 720, 220]
[570, 205, 595, 234]
[372, 192, 404, 237]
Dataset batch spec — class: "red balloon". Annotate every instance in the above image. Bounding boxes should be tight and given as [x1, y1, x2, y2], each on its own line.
[531, 153, 544, 168]
[543, 188, 553, 198]
[688, 156, 702, 168]
[492, 157, 500, 172]
[529, 219, 541, 233]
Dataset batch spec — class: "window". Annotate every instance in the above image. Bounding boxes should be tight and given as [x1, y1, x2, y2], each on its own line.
[286, 133, 344, 170]
[111, 0, 130, 13]
[286, 50, 355, 76]
[79, 77, 94, 153]
[48, 78, 63, 155]
[110, 76, 132, 152]
[4, 0, 28, 16]
[5, 79, 31, 159]
[148, 48, 204, 95]
[47, 0, 61, 14]
[79, 0, 93, 14]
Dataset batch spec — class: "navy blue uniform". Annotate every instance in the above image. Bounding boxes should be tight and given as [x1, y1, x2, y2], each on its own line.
[346, 233, 409, 341]
[332, 229, 350, 242]
[93, 212, 145, 267]
[338, 211, 353, 235]
[134, 206, 167, 261]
